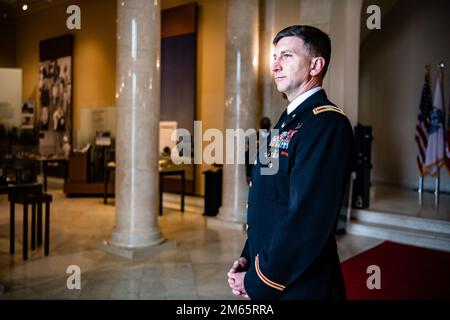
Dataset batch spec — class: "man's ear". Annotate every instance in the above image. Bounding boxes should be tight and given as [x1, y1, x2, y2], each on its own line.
[310, 57, 325, 77]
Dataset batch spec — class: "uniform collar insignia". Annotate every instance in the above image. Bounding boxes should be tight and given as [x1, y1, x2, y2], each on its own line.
[312, 105, 346, 116]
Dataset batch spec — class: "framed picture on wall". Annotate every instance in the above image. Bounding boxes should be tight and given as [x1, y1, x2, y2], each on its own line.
[21, 101, 34, 129]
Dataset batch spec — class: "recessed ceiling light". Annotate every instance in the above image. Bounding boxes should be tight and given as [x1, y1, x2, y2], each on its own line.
[22, 4, 28, 11]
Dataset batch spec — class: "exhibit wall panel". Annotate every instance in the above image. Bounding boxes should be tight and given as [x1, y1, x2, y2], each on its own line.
[0, 68, 22, 130]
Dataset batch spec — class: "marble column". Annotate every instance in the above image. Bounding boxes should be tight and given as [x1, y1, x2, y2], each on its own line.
[260, 0, 277, 122]
[215, 0, 259, 227]
[328, 0, 363, 127]
[108, 0, 164, 248]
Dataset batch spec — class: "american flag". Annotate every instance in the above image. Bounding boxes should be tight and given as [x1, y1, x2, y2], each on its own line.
[415, 72, 432, 175]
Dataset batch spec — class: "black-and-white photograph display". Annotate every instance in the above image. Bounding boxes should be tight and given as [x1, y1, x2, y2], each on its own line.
[38, 55, 72, 155]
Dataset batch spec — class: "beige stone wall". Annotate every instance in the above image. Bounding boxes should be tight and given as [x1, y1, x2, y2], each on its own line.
[359, 0, 450, 192]
[15, 0, 117, 134]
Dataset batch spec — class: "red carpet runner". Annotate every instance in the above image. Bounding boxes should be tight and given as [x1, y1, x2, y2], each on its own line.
[341, 241, 450, 300]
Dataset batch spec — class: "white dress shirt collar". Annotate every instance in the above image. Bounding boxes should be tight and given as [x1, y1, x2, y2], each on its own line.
[286, 87, 322, 115]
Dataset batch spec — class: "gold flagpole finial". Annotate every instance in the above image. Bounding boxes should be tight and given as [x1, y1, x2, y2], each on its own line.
[437, 62, 445, 87]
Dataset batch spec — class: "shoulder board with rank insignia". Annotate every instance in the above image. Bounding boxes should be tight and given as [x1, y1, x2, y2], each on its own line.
[312, 105, 346, 116]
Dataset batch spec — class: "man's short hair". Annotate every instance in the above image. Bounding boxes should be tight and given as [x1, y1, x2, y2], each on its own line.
[273, 25, 331, 77]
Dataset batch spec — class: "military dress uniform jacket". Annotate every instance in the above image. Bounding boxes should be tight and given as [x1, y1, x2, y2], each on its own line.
[241, 89, 355, 300]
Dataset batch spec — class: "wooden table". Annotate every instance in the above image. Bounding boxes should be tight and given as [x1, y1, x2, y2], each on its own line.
[103, 164, 185, 215]
[38, 157, 69, 191]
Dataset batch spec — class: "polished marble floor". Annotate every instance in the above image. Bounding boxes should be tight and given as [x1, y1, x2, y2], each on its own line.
[0, 178, 383, 300]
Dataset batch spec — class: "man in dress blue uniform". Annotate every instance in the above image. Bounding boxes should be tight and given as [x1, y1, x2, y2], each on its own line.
[227, 25, 354, 300]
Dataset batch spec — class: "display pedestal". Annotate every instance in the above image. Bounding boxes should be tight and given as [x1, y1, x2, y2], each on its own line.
[202, 168, 222, 216]
[64, 146, 113, 196]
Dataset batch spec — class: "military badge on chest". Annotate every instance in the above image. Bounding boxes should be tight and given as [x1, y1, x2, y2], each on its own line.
[269, 129, 298, 150]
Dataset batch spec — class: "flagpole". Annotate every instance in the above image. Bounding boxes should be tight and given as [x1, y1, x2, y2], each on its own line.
[417, 65, 431, 207]
[418, 175, 423, 206]
[434, 62, 445, 208]
[434, 170, 440, 207]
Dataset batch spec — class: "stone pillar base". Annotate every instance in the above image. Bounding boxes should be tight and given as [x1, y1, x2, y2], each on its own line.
[217, 203, 247, 226]
[97, 239, 176, 260]
[109, 227, 165, 249]
[206, 216, 247, 231]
